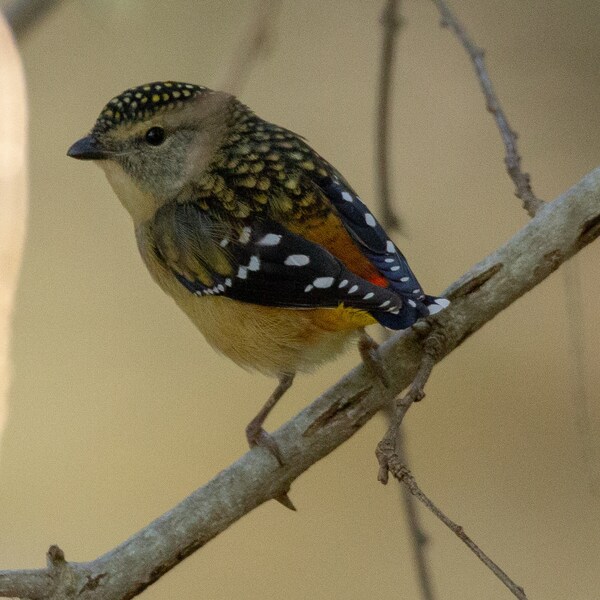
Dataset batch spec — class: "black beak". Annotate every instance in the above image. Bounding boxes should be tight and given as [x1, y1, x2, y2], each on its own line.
[67, 135, 111, 160]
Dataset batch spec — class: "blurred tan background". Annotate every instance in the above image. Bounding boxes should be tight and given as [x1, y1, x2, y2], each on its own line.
[1, 1, 599, 598]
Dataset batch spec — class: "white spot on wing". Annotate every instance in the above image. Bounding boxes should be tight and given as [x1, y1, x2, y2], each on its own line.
[304, 284, 314, 292]
[341, 191, 353, 202]
[225, 278, 232, 287]
[435, 298, 450, 308]
[400, 276, 410, 282]
[338, 279, 349, 288]
[237, 266, 248, 279]
[365, 213, 376, 227]
[390, 266, 400, 272]
[248, 256, 260, 271]
[408, 299, 417, 307]
[239, 227, 251, 244]
[348, 285, 359, 294]
[284, 254, 310, 266]
[257, 233, 282, 246]
[379, 300, 391, 308]
[313, 277, 334, 289]
[428, 304, 443, 315]
[363, 292, 374, 300]
[386, 240, 395, 253]
[219, 238, 229, 248]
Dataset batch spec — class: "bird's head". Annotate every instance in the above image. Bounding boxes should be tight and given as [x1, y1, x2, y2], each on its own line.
[68, 81, 234, 223]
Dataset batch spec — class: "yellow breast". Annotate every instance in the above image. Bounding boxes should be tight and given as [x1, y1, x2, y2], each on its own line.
[174, 295, 373, 376]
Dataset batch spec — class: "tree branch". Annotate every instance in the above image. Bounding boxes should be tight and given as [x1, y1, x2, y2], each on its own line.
[430, 0, 544, 217]
[1, 167, 599, 599]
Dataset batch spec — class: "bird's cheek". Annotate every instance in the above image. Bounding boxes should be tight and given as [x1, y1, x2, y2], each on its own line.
[184, 131, 218, 181]
[99, 160, 159, 225]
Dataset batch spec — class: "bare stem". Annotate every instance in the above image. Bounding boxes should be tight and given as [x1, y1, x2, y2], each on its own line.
[377, 333, 528, 599]
[430, 0, 544, 217]
[377, 339, 438, 484]
[384, 456, 528, 600]
[376, 0, 404, 230]
[562, 261, 599, 495]
[220, 0, 282, 95]
[376, 4, 434, 593]
[386, 415, 437, 600]
[377, 2, 435, 578]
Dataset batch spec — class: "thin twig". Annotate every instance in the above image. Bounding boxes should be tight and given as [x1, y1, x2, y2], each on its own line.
[430, 0, 544, 217]
[376, 3, 434, 589]
[220, 0, 282, 95]
[377, 346, 437, 484]
[376, 340, 529, 599]
[386, 415, 436, 600]
[384, 456, 528, 600]
[562, 261, 599, 495]
[1, 167, 600, 598]
[376, 0, 404, 231]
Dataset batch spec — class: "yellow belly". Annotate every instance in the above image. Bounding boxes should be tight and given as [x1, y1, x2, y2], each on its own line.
[175, 295, 375, 376]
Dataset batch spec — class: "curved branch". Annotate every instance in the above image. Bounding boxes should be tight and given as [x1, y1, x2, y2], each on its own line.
[430, 0, 544, 216]
[0, 168, 599, 599]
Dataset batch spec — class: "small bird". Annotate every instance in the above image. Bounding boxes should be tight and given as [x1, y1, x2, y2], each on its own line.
[68, 81, 448, 464]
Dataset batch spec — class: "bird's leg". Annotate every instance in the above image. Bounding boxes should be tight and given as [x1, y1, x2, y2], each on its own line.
[358, 329, 390, 388]
[246, 372, 295, 467]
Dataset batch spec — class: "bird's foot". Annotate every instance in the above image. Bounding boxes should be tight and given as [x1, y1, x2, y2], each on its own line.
[245, 423, 296, 510]
[245, 422, 285, 467]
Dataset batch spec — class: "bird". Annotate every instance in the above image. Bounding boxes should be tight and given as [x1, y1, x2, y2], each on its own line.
[67, 81, 448, 466]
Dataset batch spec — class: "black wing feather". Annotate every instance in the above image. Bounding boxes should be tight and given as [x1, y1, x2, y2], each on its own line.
[152, 202, 406, 323]
[314, 174, 449, 325]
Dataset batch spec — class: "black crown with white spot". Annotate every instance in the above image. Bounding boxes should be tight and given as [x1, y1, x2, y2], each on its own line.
[92, 81, 207, 134]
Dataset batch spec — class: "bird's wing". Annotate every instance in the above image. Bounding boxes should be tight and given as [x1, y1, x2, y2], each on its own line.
[146, 200, 406, 324]
[305, 172, 449, 326]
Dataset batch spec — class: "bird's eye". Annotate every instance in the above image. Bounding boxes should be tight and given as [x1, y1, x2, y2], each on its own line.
[145, 127, 165, 146]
